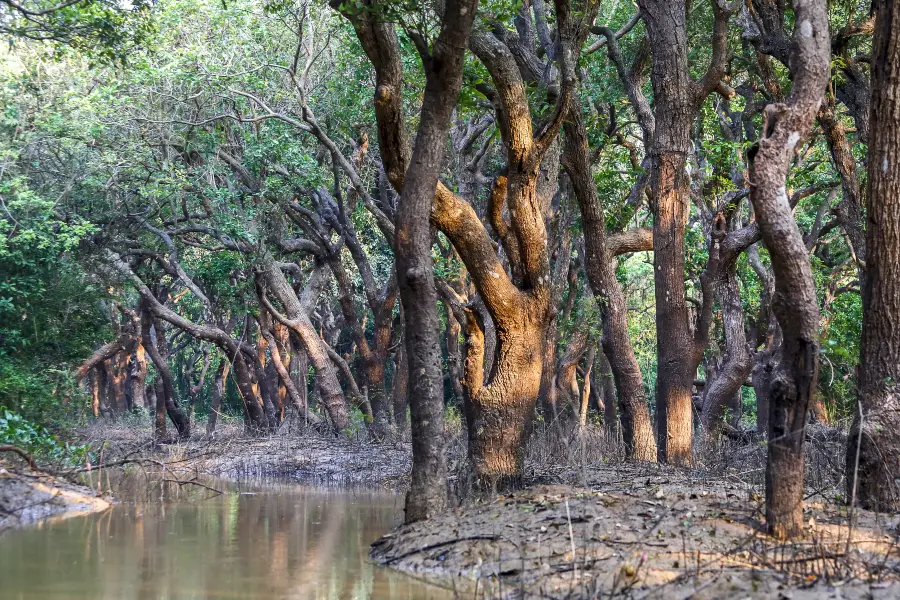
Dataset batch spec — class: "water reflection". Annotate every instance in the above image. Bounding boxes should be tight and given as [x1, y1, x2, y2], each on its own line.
[0, 479, 452, 600]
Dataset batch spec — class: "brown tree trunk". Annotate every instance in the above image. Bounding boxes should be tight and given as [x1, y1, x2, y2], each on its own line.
[638, 0, 735, 465]
[598, 351, 618, 440]
[847, 0, 900, 512]
[747, 0, 830, 538]
[259, 254, 350, 432]
[129, 343, 148, 413]
[563, 88, 657, 462]
[701, 266, 753, 436]
[140, 307, 190, 440]
[394, 0, 478, 522]
[206, 360, 229, 436]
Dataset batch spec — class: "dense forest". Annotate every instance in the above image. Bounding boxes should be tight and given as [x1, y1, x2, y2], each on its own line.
[1, 0, 899, 595]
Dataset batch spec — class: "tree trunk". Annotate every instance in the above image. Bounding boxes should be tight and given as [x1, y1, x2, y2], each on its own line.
[259, 254, 350, 432]
[206, 360, 229, 436]
[390, 342, 408, 429]
[563, 93, 657, 462]
[701, 266, 753, 436]
[847, 0, 900, 512]
[140, 308, 190, 440]
[747, 0, 830, 539]
[598, 351, 618, 440]
[395, 0, 478, 522]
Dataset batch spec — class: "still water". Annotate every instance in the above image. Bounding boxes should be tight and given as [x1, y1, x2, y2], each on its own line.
[0, 478, 452, 599]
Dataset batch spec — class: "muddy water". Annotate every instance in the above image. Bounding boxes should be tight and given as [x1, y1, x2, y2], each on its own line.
[0, 478, 452, 599]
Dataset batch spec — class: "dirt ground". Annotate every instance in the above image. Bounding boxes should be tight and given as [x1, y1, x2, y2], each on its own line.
[0, 466, 110, 534]
[371, 463, 900, 599]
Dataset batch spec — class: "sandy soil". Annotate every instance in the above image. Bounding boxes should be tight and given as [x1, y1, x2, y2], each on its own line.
[0, 466, 110, 534]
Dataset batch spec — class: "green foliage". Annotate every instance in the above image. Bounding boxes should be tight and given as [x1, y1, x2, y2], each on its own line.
[0, 407, 91, 466]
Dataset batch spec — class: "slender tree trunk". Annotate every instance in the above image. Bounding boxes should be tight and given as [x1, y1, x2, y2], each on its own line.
[395, 0, 478, 522]
[206, 360, 229, 435]
[598, 351, 618, 440]
[748, 0, 830, 538]
[141, 308, 190, 440]
[563, 91, 657, 462]
[701, 265, 753, 436]
[259, 254, 350, 431]
[390, 342, 408, 429]
[847, 0, 900, 512]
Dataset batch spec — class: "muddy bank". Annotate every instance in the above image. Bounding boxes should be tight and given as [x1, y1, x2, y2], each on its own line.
[84, 424, 413, 488]
[0, 466, 110, 534]
[371, 464, 900, 599]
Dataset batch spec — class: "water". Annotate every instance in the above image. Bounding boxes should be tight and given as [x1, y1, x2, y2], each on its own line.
[0, 478, 452, 599]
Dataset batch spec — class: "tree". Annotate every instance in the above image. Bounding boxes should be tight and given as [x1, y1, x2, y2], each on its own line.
[847, 0, 900, 512]
[746, 0, 831, 538]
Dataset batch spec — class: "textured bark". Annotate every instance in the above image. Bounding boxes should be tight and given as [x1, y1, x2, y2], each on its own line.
[393, 0, 478, 522]
[847, 0, 900, 512]
[747, 0, 830, 539]
[638, 0, 736, 465]
[701, 263, 753, 436]
[340, 0, 576, 492]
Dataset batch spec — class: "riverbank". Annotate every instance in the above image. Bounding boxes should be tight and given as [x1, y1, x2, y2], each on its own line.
[8, 420, 900, 598]
[0, 466, 110, 534]
[372, 464, 900, 599]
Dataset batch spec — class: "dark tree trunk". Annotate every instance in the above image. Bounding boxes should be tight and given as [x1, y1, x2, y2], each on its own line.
[140, 307, 190, 440]
[394, 0, 478, 522]
[390, 342, 408, 430]
[206, 360, 229, 436]
[847, 0, 900, 512]
[747, 0, 830, 539]
[563, 88, 657, 462]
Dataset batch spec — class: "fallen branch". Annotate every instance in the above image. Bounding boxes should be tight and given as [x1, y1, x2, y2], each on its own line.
[0, 444, 37, 470]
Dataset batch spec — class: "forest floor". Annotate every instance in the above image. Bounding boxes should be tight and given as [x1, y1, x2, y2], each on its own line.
[8, 419, 899, 598]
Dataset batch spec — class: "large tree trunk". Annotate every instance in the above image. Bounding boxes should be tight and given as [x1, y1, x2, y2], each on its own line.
[847, 0, 900, 512]
[748, 0, 830, 539]
[394, 0, 478, 522]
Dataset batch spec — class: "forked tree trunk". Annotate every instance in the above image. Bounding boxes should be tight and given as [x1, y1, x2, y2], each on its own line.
[747, 0, 830, 538]
[847, 0, 900, 512]
[259, 255, 350, 432]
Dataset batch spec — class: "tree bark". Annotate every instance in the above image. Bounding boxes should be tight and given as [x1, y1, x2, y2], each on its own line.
[847, 0, 900, 512]
[394, 0, 478, 522]
[563, 85, 657, 462]
[206, 360, 229, 436]
[747, 0, 830, 538]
